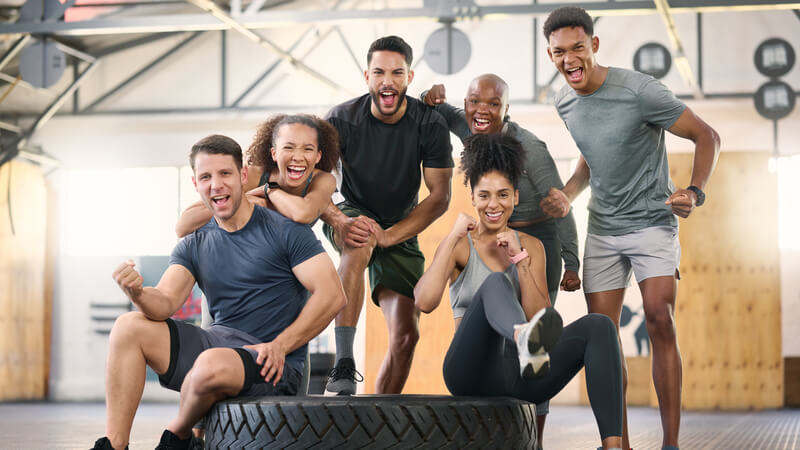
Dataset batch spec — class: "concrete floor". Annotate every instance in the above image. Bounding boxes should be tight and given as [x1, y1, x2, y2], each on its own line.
[0, 401, 797, 449]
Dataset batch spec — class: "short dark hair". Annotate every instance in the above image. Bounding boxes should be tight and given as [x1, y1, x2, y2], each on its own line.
[246, 114, 340, 174]
[543, 6, 594, 41]
[460, 134, 524, 189]
[367, 35, 413, 66]
[189, 134, 243, 171]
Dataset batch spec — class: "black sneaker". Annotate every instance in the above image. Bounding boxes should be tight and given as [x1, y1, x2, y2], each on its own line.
[324, 357, 363, 396]
[155, 429, 191, 450]
[90, 437, 128, 450]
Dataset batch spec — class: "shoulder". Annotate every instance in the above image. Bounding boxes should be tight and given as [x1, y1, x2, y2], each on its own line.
[606, 67, 652, 94]
[406, 97, 449, 129]
[519, 232, 545, 255]
[326, 95, 370, 124]
[508, 121, 546, 148]
[453, 234, 471, 270]
[553, 85, 576, 109]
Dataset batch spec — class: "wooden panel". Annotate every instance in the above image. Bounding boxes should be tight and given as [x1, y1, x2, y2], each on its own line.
[0, 160, 49, 400]
[670, 152, 782, 410]
[364, 168, 471, 394]
[785, 357, 800, 407]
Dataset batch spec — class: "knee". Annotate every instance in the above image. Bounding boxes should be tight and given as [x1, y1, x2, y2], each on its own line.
[644, 305, 676, 340]
[389, 325, 419, 357]
[109, 311, 149, 346]
[341, 245, 373, 270]
[476, 272, 514, 299]
[186, 350, 233, 396]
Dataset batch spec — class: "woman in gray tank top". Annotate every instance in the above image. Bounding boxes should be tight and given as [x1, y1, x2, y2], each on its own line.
[175, 114, 339, 236]
[414, 134, 624, 450]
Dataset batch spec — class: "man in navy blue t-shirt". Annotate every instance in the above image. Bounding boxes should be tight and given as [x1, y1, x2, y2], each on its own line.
[91, 135, 345, 450]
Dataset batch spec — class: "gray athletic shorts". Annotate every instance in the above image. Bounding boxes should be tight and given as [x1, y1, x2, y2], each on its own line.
[158, 318, 301, 396]
[583, 225, 681, 294]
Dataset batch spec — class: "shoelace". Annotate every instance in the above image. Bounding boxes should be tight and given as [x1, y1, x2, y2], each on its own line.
[327, 364, 364, 382]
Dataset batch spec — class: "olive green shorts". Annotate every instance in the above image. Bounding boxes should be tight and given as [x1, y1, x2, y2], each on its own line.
[322, 203, 424, 306]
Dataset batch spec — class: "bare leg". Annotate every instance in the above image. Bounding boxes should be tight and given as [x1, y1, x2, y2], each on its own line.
[105, 312, 171, 450]
[586, 288, 628, 450]
[375, 288, 420, 394]
[333, 233, 374, 329]
[639, 275, 681, 448]
[166, 348, 246, 438]
[602, 436, 623, 449]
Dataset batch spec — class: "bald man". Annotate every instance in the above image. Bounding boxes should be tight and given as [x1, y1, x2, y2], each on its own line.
[423, 74, 580, 448]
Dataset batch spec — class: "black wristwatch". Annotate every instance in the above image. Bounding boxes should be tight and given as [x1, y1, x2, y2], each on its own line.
[264, 181, 280, 196]
[686, 185, 705, 206]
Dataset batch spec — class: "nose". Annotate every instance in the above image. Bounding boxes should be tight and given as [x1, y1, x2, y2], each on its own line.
[210, 174, 223, 190]
[488, 194, 499, 208]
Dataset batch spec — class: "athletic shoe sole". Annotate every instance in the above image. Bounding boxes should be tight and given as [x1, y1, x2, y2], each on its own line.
[516, 307, 563, 379]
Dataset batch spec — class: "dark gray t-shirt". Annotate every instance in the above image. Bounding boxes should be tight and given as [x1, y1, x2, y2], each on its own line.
[169, 205, 325, 371]
[554, 67, 686, 236]
[424, 96, 580, 271]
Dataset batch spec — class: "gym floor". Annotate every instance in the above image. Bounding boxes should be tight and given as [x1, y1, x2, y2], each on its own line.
[1, 401, 798, 449]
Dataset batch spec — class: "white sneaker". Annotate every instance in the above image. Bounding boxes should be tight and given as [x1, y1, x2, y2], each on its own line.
[514, 307, 563, 379]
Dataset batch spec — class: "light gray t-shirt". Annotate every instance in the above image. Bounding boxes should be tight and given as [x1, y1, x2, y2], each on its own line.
[554, 67, 686, 236]
[424, 95, 580, 271]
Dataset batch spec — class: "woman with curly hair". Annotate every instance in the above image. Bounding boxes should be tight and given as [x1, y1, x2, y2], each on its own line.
[176, 114, 339, 236]
[414, 133, 624, 450]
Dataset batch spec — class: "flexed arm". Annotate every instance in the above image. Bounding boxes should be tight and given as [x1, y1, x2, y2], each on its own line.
[540, 155, 590, 218]
[414, 213, 474, 314]
[112, 261, 196, 321]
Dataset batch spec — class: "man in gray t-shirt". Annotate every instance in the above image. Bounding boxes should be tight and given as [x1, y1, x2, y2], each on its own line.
[539, 6, 720, 450]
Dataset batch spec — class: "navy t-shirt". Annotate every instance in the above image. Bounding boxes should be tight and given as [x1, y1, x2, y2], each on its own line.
[327, 94, 454, 227]
[169, 205, 325, 368]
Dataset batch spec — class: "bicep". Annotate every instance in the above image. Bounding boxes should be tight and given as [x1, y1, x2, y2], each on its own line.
[666, 107, 711, 142]
[303, 173, 337, 211]
[422, 167, 453, 195]
[154, 264, 196, 306]
[292, 253, 339, 295]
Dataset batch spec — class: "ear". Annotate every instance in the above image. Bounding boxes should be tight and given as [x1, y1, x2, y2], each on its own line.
[364, 69, 369, 84]
[191, 175, 197, 191]
[592, 36, 599, 53]
[471, 189, 476, 207]
[271, 146, 277, 162]
[514, 189, 519, 207]
[407, 69, 415, 84]
[314, 150, 322, 166]
[504, 103, 510, 117]
[546, 46, 554, 61]
[240, 165, 248, 185]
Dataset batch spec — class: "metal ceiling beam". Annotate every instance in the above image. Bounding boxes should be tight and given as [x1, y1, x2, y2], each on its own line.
[83, 31, 203, 111]
[653, 0, 703, 99]
[3, 1, 800, 36]
[0, 35, 30, 72]
[184, 0, 349, 95]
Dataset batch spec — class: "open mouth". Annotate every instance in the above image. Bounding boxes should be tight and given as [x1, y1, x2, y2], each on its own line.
[566, 67, 584, 84]
[211, 194, 229, 207]
[485, 211, 503, 222]
[287, 165, 307, 180]
[472, 117, 491, 133]
[379, 89, 398, 109]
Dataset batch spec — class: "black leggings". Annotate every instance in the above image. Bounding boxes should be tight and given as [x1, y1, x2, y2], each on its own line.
[442, 272, 623, 439]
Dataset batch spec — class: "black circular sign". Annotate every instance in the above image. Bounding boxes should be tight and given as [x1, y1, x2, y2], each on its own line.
[633, 42, 672, 79]
[754, 38, 795, 78]
[754, 80, 796, 120]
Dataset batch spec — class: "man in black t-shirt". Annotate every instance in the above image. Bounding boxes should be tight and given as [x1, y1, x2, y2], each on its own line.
[322, 35, 454, 395]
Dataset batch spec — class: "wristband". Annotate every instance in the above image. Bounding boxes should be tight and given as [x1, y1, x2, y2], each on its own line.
[510, 249, 529, 264]
[264, 181, 280, 196]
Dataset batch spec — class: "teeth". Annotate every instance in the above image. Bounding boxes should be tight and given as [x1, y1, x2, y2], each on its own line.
[486, 212, 502, 218]
[381, 92, 394, 96]
[567, 68, 579, 73]
[212, 195, 227, 200]
[475, 118, 489, 123]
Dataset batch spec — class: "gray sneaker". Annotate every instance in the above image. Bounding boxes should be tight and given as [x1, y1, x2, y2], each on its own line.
[324, 357, 363, 396]
[514, 307, 563, 379]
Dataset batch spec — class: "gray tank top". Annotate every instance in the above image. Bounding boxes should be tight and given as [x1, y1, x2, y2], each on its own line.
[449, 232, 521, 319]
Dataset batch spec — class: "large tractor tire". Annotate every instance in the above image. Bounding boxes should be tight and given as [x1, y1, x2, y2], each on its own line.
[204, 394, 537, 449]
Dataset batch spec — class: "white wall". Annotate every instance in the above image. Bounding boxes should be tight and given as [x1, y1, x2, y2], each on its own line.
[28, 7, 800, 400]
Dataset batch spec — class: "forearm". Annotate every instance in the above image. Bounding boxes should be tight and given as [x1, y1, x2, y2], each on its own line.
[515, 259, 550, 319]
[689, 128, 721, 189]
[556, 211, 580, 272]
[320, 200, 348, 228]
[384, 189, 450, 247]
[414, 233, 459, 313]
[268, 190, 324, 224]
[132, 287, 182, 321]
[175, 201, 212, 237]
[271, 289, 345, 355]
[562, 156, 590, 201]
